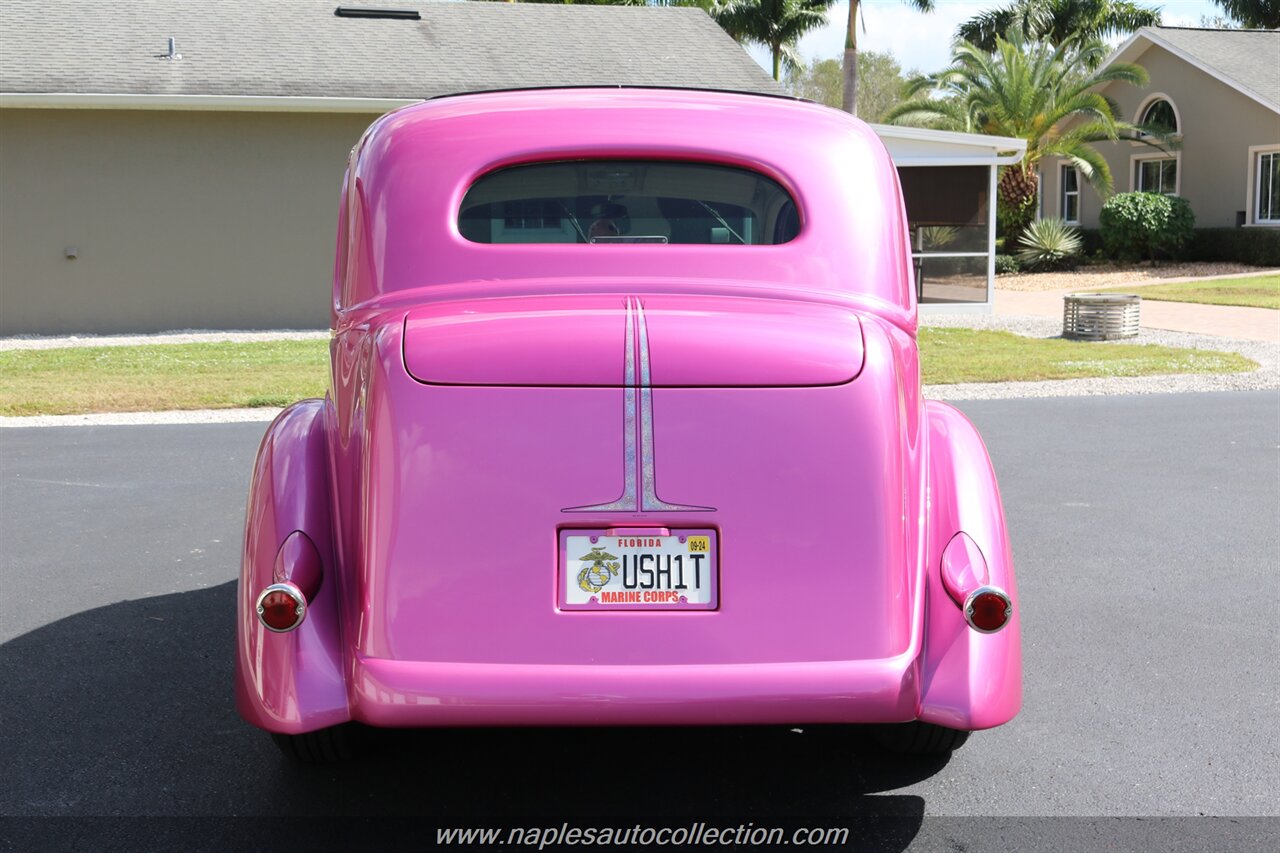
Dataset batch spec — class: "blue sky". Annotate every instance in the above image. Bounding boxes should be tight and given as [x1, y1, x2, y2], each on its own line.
[746, 0, 1225, 76]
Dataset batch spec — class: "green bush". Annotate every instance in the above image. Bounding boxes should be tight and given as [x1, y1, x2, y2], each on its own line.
[1099, 192, 1195, 261]
[1188, 228, 1280, 266]
[1016, 218, 1082, 271]
[994, 254, 1021, 274]
[1077, 229, 1106, 255]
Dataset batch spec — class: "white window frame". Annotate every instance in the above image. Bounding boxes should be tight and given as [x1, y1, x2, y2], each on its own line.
[905, 164, 997, 313]
[1059, 165, 1081, 224]
[1130, 93, 1183, 146]
[1130, 151, 1181, 196]
[1245, 145, 1280, 227]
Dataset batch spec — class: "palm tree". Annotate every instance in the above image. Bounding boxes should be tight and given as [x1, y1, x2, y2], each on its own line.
[884, 30, 1164, 241]
[715, 0, 836, 81]
[958, 0, 1161, 54]
[843, 1, 935, 115]
[1209, 0, 1280, 28]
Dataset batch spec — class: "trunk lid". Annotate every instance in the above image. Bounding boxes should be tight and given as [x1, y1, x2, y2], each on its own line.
[355, 304, 913, 669]
[402, 294, 863, 388]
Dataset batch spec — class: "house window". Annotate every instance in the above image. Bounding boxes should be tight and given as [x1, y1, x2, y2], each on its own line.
[1139, 98, 1179, 134]
[1136, 158, 1178, 195]
[1060, 166, 1080, 224]
[1256, 151, 1280, 224]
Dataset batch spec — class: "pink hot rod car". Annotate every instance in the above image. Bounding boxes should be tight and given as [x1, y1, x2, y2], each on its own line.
[236, 88, 1020, 761]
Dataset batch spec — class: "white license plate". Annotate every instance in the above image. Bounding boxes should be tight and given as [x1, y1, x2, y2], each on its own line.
[558, 529, 718, 611]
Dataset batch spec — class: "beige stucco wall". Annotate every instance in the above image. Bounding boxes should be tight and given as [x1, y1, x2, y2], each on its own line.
[0, 108, 377, 335]
[1040, 43, 1280, 230]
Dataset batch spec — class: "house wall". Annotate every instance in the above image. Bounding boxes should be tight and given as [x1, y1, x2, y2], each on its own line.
[0, 109, 1015, 332]
[0, 108, 375, 335]
[1040, 43, 1280, 230]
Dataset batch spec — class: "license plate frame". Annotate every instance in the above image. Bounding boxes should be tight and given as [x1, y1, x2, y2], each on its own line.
[558, 528, 719, 611]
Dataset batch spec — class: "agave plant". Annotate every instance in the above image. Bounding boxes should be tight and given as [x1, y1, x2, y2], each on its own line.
[1016, 217, 1082, 271]
[914, 225, 960, 251]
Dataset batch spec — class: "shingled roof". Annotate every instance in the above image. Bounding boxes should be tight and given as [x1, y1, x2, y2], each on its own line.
[0, 0, 780, 100]
[1107, 26, 1280, 113]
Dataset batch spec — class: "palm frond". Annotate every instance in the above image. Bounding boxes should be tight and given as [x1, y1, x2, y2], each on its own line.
[956, 0, 1162, 54]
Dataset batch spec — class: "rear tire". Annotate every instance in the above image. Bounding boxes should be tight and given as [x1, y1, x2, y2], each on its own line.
[270, 724, 358, 763]
[871, 721, 971, 755]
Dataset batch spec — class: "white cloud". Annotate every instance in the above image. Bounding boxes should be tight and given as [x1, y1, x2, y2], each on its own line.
[747, 0, 1223, 78]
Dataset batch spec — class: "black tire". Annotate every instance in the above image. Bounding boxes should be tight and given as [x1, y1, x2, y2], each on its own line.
[271, 724, 358, 763]
[871, 721, 971, 755]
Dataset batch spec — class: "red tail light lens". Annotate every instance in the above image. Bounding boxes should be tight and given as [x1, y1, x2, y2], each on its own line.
[256, 583, 306, 633]
[964, 586, 1012, 633]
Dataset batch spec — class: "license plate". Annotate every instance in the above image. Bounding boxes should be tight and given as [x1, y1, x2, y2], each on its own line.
[559, 529, 718, 611]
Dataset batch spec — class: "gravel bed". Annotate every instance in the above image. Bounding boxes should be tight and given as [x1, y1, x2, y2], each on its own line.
[996, 262, 1272, 292]
[0, 407, 283, 429]
[922, 313, 1280, 400]
[0, 329, 328, 351]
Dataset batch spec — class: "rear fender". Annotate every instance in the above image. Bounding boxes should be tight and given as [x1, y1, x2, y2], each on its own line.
[918, 401, 1022, 730]
[234, 399, 351, 733]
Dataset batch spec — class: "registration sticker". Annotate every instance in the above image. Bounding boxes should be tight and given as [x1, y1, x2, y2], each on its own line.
[559, 529, 718, 611]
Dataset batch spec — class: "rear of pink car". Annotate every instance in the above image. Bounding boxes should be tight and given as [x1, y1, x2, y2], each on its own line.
[235, 89, 1020, 760]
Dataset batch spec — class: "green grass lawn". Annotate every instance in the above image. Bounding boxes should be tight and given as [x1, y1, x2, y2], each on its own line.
[0, 331, 1259, 416]
[0, 340, 329, 416]
[1095, 274, 1280, 309]
[919, 327, 1256, 385]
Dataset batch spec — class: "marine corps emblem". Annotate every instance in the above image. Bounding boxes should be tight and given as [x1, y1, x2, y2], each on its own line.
[576, 546, 621, 593]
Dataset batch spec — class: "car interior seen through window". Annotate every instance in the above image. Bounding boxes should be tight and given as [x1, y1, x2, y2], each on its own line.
[459, 160, 799, 245]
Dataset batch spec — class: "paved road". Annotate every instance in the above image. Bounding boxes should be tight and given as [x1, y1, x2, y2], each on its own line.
[2, 393, 1278, 848]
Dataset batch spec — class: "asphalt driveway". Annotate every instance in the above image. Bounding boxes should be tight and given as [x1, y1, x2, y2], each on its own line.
[2, 392, 1277, 849]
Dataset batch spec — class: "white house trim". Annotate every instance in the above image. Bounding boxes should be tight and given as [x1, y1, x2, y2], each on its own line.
[869, 124, 1027, 166]
[1102, 30, 1280, 116]
[1132, 92, 1182, 130]
[0, 92, 416, 113]
[1129, 92, 1185, 149]
[1059, 164, 1081, 224]
[1245, 144, 1280, 227]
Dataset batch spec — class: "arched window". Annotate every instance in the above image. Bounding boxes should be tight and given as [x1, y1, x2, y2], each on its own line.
[1138, 97, 1179, 134]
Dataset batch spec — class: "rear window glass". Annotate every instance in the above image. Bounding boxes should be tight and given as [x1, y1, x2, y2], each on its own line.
[459, 160, 799, 245]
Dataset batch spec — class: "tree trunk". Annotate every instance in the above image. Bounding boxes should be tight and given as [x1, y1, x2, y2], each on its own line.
[841, 1, 859, 115]
[772, 44, 781, 81]
[998, 164, 1040, 248]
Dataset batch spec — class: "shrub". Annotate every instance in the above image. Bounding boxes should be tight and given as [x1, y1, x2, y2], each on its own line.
[1188, 228, 1280, 267]
[1099, 192, 1195, 261]
[994, 254, 1021, 274]
[1077, 229, 1106, 256]
[1016, 218, 1082, 271]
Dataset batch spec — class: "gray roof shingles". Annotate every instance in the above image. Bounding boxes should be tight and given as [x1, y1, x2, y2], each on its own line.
[1145, 26, 1280, 109]
[0, 0, 781, 99]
